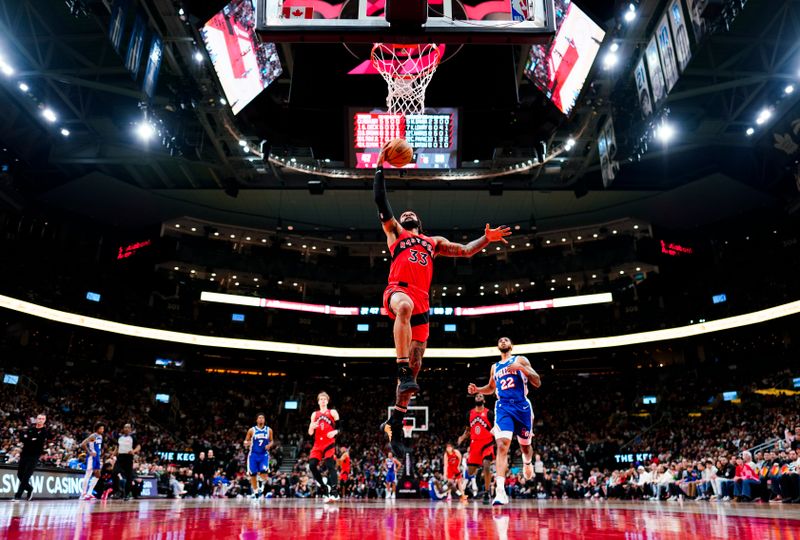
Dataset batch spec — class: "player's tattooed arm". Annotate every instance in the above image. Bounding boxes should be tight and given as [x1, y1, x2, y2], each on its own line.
[515, 356, 541, 388]
[434, 223, 512, 257]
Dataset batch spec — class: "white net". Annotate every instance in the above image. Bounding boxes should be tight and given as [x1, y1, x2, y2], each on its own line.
[371, 43, 442, 116]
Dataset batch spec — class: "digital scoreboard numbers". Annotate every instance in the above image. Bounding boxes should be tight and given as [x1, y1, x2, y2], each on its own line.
[350, 108, 458, 169]
[353, 113, 404, 149]
[405, 114, 453, 149]
[353, 113, 453, 150]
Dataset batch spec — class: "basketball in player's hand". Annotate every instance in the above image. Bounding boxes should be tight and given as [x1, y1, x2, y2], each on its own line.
[382, 138, 414, 168]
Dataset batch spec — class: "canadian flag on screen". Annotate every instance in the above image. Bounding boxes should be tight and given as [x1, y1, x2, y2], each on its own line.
[282, 6, 313, 18]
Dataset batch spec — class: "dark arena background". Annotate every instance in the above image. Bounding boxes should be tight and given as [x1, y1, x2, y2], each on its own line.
[1, 0, 800, 537]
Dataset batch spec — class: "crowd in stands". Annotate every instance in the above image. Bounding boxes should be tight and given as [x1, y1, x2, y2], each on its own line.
[1, 325, 798, 503]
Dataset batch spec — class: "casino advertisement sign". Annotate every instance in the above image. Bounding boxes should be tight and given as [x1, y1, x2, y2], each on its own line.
[0, 465, 84, 499]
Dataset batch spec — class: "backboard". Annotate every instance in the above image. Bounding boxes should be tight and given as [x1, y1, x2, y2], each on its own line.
[386, 405, 429, 432]
[255, 0, 556, 44]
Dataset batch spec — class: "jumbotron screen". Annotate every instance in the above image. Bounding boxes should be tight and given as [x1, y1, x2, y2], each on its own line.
[349, 108, 459, 169]
[524, 1, 605, 115]
[200, 0, 283, 115]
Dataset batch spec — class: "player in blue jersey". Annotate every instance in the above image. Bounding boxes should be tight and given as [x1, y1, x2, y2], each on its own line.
[383, 451, 402, 499]
[468, 337, 541, 506]
[244, 413, 274, 499]
[79, 423, 105, 500]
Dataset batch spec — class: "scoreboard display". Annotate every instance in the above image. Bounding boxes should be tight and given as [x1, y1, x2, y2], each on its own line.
[349, 107, 459, 169]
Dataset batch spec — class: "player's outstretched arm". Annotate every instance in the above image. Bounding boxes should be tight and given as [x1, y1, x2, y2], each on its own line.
[457, 426, 469, 445]
[244, 427, 254, 448]
[467, 365, 497, 395]
[374, 148, 403, 244]
[433, 223, 511, 258]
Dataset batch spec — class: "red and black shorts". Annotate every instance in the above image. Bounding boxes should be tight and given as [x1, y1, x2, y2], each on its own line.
[445, 469, 462, 482]
[310, 443, 336, 461]
[383, 282, 430, 343]
[340, 472, 350, 483]
[467, 440, 496, 468]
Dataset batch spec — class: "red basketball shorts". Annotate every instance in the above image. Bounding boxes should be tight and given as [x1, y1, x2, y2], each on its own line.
[383, 283, 430, 343]
[467, 439, 496, 467]
[309, 442, 336, 461]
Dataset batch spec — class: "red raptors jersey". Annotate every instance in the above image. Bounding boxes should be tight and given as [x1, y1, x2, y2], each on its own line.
[388, 230, 436, 291]
[469, 408, 493, 443]
[445, 451, 460, 476]
[313, 410, 336, 447]
[341, 453, 351, 473]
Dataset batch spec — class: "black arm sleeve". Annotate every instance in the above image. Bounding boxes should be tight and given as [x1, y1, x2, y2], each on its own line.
[335, 418, 343, 435]
[373, 167, 394, 223]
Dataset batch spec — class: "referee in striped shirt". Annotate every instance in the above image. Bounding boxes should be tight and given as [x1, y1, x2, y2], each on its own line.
[115, 424, 140, 500]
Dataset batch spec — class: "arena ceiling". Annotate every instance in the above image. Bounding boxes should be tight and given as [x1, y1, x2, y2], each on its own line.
[0, 0, 797, 232]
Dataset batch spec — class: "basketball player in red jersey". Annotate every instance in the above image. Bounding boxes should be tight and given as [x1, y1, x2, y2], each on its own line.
[374, 145, 511, 455]
[444, 443, 463, 494]
[457, 393, 495, 504]
[308, 392, 340, 502]
[336, 446, 351, 498]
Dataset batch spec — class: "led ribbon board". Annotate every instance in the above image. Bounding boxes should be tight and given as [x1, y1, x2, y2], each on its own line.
[199, 291, 613, 315]
[2, 294, 800, 358]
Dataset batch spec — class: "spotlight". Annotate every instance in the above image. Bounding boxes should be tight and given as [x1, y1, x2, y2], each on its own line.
[42, 108, 57, 123]
[624, 3, 636, 23]
[610, 42, 620, 53]
[220, 97, 227, 105]
[18, 82, 29, 92]
[0, 59, 13, 76]
[194, 51, 204, 63]
[565, 138, 575, 150]
[178, 7, 185, 15]
[136, 122, 156, 140]
[656, 122, 675, 142]
[745, 127, 755, 136]
[755, 108, 772, 125]
[785, 84, 795, 95]
[60, 128, 70, 137]
[238, 140, 247, 147]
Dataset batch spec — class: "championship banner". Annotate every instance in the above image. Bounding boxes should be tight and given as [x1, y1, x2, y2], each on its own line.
[108, 0, 129, 55]
[656, 13, 679, 93]
[0, 465, 84, 499]
[685, 0, 706, 44]
[668, 0, 692, 72]
[645, 36, 666, 106]
[125, 13, 147, 80]
[142, 34, 163, 98]
[634, 56, 653, 118]
[598, 116, 619, 188]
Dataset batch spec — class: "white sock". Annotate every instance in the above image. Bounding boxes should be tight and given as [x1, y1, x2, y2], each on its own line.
[88, 476, 99, 496]
[82, 470, 93, 496]
[496, 476, 505, 491]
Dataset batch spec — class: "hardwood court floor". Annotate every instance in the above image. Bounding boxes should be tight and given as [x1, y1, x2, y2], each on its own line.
[2, 497, 799, 539]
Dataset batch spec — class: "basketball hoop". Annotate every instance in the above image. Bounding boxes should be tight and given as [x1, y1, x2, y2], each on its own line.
[371, 43, 442, 116]
[402, 425, 414, 439]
